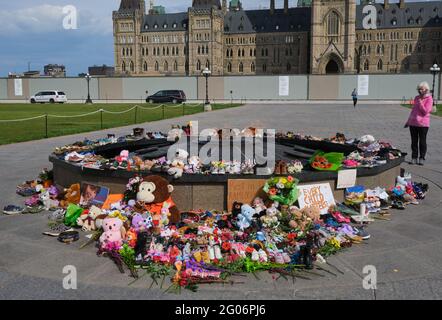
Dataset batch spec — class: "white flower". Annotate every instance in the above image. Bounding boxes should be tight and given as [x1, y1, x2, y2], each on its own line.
[276, 182, 285, 189]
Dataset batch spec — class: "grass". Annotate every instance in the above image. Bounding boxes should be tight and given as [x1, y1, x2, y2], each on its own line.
[401, 103, 442, 117]
[0, 103, 242, 145]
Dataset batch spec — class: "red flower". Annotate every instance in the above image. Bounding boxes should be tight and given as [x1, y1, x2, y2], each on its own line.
[287, 176, 294, 182]
[269, 188, 277, 196]
[222, 242, 232, 251]
[287, 233, 297, 241]
[245, 246, 254, 254]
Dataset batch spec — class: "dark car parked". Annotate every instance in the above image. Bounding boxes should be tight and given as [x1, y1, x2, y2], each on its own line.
[146, 90, 186, 104]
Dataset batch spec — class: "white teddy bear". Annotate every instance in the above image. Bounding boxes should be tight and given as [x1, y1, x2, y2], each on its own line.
[167, 148, 189, 179]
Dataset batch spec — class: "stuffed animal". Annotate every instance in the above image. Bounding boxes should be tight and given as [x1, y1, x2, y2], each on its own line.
[252, 197, 267, 214]
[261, 202, 280, 228]
[232, 201, 243, 218]
[76, 205, 102, 232]
[136, 175, 180, 223]
[131, 213, 152, 232]
[126, 228, 138, 248]
[167, 128, 183, 142]
[40, 189, 59, 210]
[237, 204, 255, 230]
[167, 149, 189, 179]
[99, 217, 125, 249]
[59, 183, 81, 208]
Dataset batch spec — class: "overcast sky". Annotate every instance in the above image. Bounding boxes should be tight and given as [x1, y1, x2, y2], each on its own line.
[0, 0, 434, 76]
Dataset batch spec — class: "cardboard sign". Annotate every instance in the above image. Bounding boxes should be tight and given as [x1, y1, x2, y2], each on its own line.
[227, 179, 267, 211]
[297, 183, 335, 215]
[279, 76, 289, 96]
[337, 169, 357, 189]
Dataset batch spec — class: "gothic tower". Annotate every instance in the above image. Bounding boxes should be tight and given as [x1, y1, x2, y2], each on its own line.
[113, 0, 146, 75]
[188, 0, 225, 75]
[310, 0, 356, 74]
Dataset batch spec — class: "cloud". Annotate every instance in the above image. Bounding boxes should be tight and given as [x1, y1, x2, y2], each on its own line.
[0, 4, 112, 36]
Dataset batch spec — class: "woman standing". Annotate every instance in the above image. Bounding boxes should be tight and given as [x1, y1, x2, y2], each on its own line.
[351, 89, 358, 108]
[405, 82, 433, 165]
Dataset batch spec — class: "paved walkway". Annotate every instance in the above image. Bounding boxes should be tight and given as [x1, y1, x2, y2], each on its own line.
[0, 103, 441, 299]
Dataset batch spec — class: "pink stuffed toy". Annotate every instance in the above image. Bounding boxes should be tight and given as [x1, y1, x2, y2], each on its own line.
[99, 217, 125, 249]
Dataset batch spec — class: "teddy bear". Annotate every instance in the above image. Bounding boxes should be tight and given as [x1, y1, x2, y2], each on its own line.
[76, 205, 103, 232]
[231, 201, 243, 218]
[99, 217, 126, 249]
[167, 148, 189, 179]
[252, 197, 267, 215]
[58, 183, 81, 208]
[260, 202, 280, 228]
[136, 175, 181, 224]
[236, 204, 255, 231]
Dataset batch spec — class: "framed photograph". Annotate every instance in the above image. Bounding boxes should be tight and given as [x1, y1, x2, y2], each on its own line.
[79, 183, 110, 208]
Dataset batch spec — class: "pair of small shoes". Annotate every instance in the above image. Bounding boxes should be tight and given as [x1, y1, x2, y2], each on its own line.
[3, 205, 25, 215]
[391, 200, 405, 210]
[352, 226, 371, 240]
[43, 222, 74, 237]
[274, 160, 288, 175]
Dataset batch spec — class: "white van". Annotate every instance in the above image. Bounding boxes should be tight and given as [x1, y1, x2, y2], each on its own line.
[30, 91, 68, 104]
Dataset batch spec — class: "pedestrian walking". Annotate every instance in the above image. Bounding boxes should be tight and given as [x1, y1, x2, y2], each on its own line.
[351, 89, 358, 108]
[404, 82, 433, 166]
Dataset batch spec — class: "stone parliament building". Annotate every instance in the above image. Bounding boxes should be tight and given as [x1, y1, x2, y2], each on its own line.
[113, 0, 442, 76]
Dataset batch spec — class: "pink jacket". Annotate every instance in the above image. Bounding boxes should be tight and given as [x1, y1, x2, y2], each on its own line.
[406, 94, 433, 127]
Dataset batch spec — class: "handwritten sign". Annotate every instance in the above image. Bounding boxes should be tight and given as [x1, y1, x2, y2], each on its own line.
[297, 183, 335, 215]
[227, 179, 267, 211]
[337, 169, 357, 189]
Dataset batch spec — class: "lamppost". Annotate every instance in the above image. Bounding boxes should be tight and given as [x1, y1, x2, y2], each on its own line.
[85, 73, 93, 104]
[202, 67, 211, 111]
[430, 63, 440, 106]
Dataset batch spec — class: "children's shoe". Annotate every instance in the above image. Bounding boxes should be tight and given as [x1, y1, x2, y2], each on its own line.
[251, 249, 260, 262]
[214, 246, 223, 260]
[353, 227, 371, 240]
[3, 205, 25, 215]
[43, 223, 74, 237]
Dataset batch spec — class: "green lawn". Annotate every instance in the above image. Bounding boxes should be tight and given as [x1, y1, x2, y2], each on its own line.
[0, 103, 242, 145]
[402, 104, 441, 117]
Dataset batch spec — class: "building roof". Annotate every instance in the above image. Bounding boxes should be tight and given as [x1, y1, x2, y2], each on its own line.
[356, 1, 442, 30]
[224, 7, 311, 34]
[119, 0, 142, 12]
[141, 12, 189, 33]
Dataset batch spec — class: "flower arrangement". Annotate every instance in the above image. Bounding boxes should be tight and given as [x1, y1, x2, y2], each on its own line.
[263, 176, 299, 206]
[123, 176, 142, 203]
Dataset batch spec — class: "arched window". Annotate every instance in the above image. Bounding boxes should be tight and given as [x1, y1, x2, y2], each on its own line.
[164, 61, 169, 72]
[130, 48, 133, 56]
[122, 48, 125, 56]
[287, 63, 292, 72]
[263, 64, 267, 72]
[198, 46, 201, 55]
[363, 60, 369, 71]
[227, 62, 232, 72]
[261, 48, 265, 56]
[174, 61, 178, 72]
[254, 49, 256, 56]
[242, 49, 245, 57]
[251, 62, 256, 72]
[377, 59, 383, 71]
[122, 61, 126, 72]
[172, 47, 175, 55]
[143, 61, 148, 72]
[206, 60, 210, 69]
[238, 49, 241, 57]
[404, 44, 408, 54]
[230, 49, 233, 57]
[250, 49, 253, 56]
[226, 49, 230, 57]
[163, 47, 166, 56]
[176, 47, 179, 55]
[196, 60, 201, 71]
[155, 61, 159, 71]
[326, 11, 340, 41]
[239, 62, 244, 73]
[206, 45, 209, 55]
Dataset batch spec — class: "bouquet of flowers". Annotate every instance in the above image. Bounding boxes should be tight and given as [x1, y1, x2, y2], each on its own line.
[123, 176, 142, 203]
[263, 176, 299, 206]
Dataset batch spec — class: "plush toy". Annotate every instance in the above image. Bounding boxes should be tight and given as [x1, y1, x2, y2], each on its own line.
[131, 213, 152, 232]
[116, 150, 129, 163]
[261, 202, 280, 228]
[167, 128, 183, 142]
[39, 189, 59, 210]
[136, 175, 180, 223]
[126, 228, 138, 248]
[167, 149, 189, 179]
[252, 197, 267, 214]
[76, 205, 102, 232]
[99, 217, 125, 249]
[232, 201, 243, 217]
[59, 183, 81, 208]
[236, 204, 255, 230]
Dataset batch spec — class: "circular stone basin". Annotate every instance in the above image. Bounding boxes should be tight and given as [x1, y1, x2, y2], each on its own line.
[50, 136, 405, 211]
